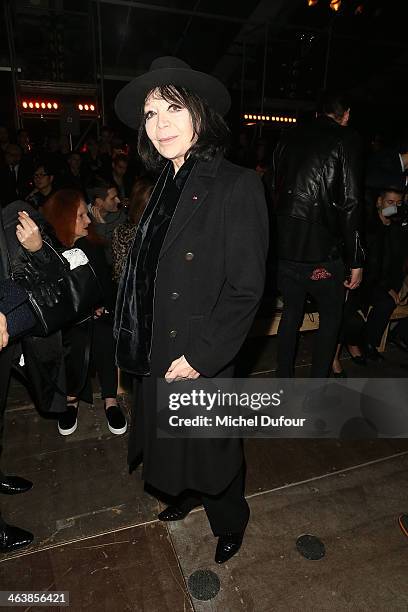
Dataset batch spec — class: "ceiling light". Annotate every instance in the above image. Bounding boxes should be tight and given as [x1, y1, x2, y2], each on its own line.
[330, 0, 341, 11]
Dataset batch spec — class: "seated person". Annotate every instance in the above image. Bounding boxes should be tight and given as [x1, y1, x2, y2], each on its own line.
[62, 152, 88, 195]
[87, 177, 127, 267]
[361, 188, 408, 360]
[107, 153, 133, 202]
[112, 176, 153, 283]
[26, 161, 55, 209]
[42, 189, 127, 436]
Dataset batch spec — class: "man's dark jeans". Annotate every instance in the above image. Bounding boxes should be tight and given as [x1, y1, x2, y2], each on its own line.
[366, 287, 396, 348]
[277, 258, 345, 377]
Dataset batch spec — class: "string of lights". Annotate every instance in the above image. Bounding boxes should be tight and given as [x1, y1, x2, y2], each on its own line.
[20, 101, 96, 113]
[243, 114, 297, 124]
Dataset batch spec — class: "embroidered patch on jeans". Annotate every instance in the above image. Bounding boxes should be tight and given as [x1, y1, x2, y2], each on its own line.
[310, 267, 332, 280]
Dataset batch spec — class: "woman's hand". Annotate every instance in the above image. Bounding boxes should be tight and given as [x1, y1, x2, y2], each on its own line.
[165, 355, 200, 382]
[0, 312, 9, 350]
[16, 211, 43, 252]
[94, 306, 105, 318]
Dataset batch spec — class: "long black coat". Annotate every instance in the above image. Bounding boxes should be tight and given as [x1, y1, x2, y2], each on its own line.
[115, 154, 269, 496]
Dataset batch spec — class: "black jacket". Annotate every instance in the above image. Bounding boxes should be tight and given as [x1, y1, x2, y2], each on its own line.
[271, 115, 365, 267]
[114, 154, 269, 496]
[362, 220, 408, 300]
[114, 154, 269, 377]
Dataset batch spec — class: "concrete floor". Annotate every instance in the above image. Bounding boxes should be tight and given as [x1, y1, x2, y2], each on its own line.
[1, 333, 408, 611]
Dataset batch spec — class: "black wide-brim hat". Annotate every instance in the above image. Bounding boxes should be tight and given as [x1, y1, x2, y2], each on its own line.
[115, 56, 231, 130]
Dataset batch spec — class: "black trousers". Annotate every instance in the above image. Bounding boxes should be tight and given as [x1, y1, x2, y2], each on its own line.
[338, 292, 365, 347]
[0, 344, 16, 524]
[366, 288, 396, 347]
[63, 315, 118, 401]
[0, 343, 17, 459]
[277, 258, 345, 377]
[165, 466, 250, 537]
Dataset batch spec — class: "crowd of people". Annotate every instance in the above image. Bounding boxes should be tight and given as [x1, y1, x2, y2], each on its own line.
[1, 58, 408, 563]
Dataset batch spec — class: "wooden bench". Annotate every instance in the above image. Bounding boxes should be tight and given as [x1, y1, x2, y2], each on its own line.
[250, 303, 408, 352]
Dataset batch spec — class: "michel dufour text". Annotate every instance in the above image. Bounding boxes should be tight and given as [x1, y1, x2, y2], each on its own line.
[167, 390, 306, 429]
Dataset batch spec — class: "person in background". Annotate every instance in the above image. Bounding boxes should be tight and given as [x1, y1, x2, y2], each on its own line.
[16, 129, 31, 156]
[63, 152, 87, 195]
[109, 153, 133, 201]
[111, 137, 127, 159]
[44, 135, 67, 180]
[88, 178, 127, 267]
[42, 189, 127, 437]
[0, 206, 49, 552]
[26, 161, 55, 210]
[82, 138, 105, 181]
[360, 187, 408, 360]
[271, 90, 364, 377]
[0, 126, 10, 161]
[112, 175, 153, 283]
[98, 126, 113, 157]
[0, 144, 31, 208]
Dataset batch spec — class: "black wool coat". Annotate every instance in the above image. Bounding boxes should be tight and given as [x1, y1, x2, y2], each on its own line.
[114, 154, 269, 496]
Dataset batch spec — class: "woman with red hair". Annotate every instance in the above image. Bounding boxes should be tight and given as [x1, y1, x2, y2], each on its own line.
[42, 189, 127, 436]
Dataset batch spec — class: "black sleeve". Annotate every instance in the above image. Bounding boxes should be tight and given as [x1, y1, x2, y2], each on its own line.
[337, 130, 365, 268]
[184, 170, 269, 377]
[75, 239, 116, 310]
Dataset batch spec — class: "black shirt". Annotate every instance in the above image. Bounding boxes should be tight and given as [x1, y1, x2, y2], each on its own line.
[136, 158, 195, 370]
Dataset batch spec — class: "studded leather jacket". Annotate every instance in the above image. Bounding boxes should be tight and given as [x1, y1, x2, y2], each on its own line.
[272, 115, 365, 268]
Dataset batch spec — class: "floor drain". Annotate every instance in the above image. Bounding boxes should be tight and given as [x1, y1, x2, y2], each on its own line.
[188, 569, 220, 601]
[296, 534, 325, 560]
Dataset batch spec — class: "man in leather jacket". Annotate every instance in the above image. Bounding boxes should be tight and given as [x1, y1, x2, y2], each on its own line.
[271, 91, 365, 377]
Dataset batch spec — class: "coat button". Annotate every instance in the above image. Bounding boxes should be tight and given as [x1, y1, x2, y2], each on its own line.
[185, 252, 194, 261]
[170, 292, 179, 300]
[169, 329, 177, 338]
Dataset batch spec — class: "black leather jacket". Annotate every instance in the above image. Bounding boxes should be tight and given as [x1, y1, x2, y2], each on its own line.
[272, 115, 365, 268]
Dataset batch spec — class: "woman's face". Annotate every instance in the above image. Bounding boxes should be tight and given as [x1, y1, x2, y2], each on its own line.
[144, 90, 197, 171]
[74, 201, 91, 242]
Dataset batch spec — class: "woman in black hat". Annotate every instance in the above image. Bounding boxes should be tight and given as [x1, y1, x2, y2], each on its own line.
[114, 57, 268, 563]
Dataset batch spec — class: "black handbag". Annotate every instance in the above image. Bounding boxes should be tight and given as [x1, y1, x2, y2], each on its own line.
[0, 278, 36, 339]
[20, 241, 104, 337]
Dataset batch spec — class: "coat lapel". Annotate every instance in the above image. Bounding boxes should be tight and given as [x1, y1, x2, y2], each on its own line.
[0, 214, 10, 279]
[158, 154, 223, 260]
